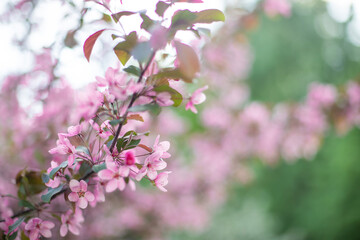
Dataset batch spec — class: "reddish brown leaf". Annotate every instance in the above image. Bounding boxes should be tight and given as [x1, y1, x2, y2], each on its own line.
[174, 41, 200, 81]
[127, 114, 144, 122]
[83, 29, 106, 62]
[138, 144, 153, 152]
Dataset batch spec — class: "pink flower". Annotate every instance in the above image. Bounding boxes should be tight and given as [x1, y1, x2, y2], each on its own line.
[63, 124, 82, 137]
[25, 218, 55, 240]
[45, 161, 61, 188]
[90, 181, 106, 206]
[49, 134, 76, 166]
[264, 0, 291, 18]
[89, 119, 112, 138]
[186, 85, 208, 114]
[154, 171, 171, 192]
[156, 92, 174, 107]
[153, 135, 171, 158]
[0, 217, 15, 235]
[60, 208, 84, 237]
[98, 162, 127, 192]
[307, 83, 337, 109]
[95, 67, 122, 87]
[68, 180, 95, 209]
[136, 152, 167, 181]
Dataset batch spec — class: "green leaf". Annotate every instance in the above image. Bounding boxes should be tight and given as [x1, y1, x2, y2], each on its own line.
[154, 85, 183, 107]
[83, 29, 106, 62]
[16, 170, 47, 197]
[155, 1, 170, 17]
[106, 135, 114, 149]
[111, 34, 121, 40]
[128, 104, 161, 115]
[7, 230, 18, 240]
[41, 173, 50, 184]
[131, 41, 152, 62]
[20, 230, 30, 240]
[124, 139, 141, 150]
[169, 9, 224, 38]
[41, 185, 64, 203]
[111, 11, 135, 23]
[76, 146, 90, 156]
[114, 50, 131, 66]
[79, 162, 92, 177]
[7, 216, 25, 236]
[102, 13, 112, 23]
[114, 31, 138, 65]
[49, 161, 68, 179]
[152, 68, 193, 83]
[123, 130, 138, 137]
[92, 163, 107, 173]
[171, 9, 197, 30]
[194, 9, 225, 23]
[18, 200, 36, 210]
[109, 119, 122, 126]
[140, 13, 154, 30]
[123, 65, 141, 76]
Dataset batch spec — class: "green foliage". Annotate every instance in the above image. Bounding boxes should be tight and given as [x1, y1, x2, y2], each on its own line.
[6, 217, 25, 238]
[154, 85, 183, 107]
[111, 11, 135, 23]
[41, 185, 64, 203]
[123, 65, 141, 76]
[155, 1, 170, 17]
[18, 200, 35, 210]
[170, 9, 225, 33]
[49, 160, 68, 179]
[114, 31, 138, 65]
[16, 170, 47, 199]
[128, 103, 161, 115]
[92, 163, 107, 173]
[247, 5, 360, 102]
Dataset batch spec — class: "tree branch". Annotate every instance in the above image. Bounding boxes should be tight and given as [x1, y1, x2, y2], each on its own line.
[0, 51, 156, 223]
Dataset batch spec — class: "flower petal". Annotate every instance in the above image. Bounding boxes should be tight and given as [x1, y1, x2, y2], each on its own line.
[69, 179, 80, 192]
[147, 169, 157, 180]
[29, 229, 40, 240]
[118, 178, 126, 191]
[98, 169, 114, 180]
[68, 192, 79, 202]
[79, 180, 87, 192]
[40, 228, 52, 238]
[105, 179, 118, 193]
[77, 197, 88, 209]
[41, 221, 55, 229]
[69, 224, 80, 235]
[85, 191, 95, 202]
[60, 224, 68, 237]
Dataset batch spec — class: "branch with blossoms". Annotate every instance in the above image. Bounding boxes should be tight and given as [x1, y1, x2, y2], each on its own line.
[0, 0, 224, 239]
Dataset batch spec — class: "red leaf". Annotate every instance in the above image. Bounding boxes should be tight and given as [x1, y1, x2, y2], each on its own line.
[138, 144, 153, 152]
[83, 29, 106, 62]
[127, 114, 144, 122]
[174, 41, 200, 81]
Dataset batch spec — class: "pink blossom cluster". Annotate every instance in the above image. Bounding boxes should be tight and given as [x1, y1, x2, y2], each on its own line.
[0, 0, 222, 238]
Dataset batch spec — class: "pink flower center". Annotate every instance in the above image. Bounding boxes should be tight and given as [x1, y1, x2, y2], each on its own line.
[77, 191, 85, 198]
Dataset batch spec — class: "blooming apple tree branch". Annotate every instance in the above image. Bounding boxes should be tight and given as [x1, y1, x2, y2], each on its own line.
[0, 0, 224, 239]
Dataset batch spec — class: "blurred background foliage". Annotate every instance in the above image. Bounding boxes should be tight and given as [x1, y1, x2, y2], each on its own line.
[172, 1, 360, 239]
